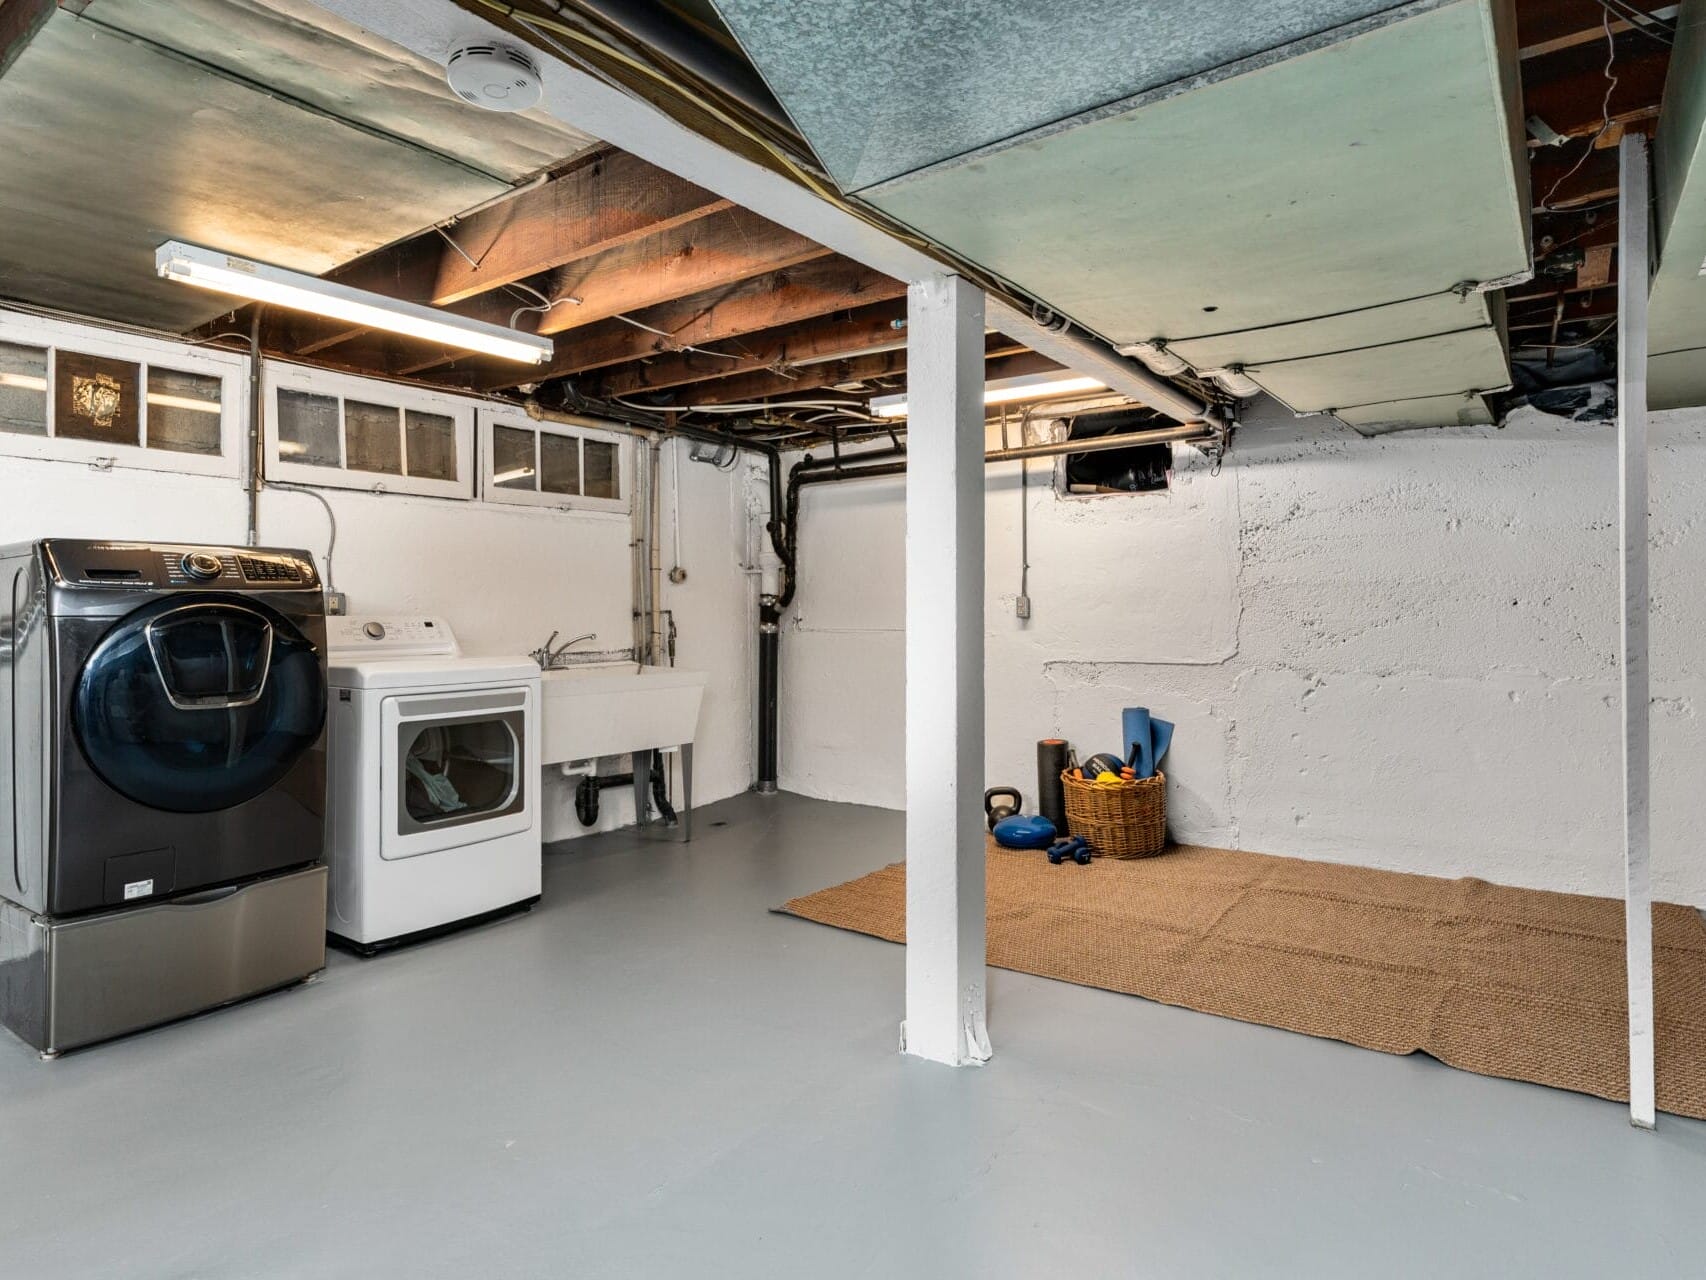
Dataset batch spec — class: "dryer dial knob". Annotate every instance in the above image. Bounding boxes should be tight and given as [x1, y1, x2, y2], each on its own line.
[362, 621, 386, 640]
[182, 551, 223, 580]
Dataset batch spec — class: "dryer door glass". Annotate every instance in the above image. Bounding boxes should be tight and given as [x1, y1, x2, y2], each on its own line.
[398, 712, 524, 833]
[74, 598, 326, 813]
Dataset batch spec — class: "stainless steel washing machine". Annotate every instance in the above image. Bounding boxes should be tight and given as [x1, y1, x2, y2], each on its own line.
[0, 538, 330, 1054]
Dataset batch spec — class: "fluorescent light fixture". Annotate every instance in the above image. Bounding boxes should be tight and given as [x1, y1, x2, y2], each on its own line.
[146, 393, 221, 414]
[492, 466, 537, 484]
[868, 370, 1105, 419]
[0, 372, 47, 391]
[155, 241, 554, 365]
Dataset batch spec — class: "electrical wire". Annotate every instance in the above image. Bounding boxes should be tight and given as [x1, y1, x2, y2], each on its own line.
[1539, 11, 1622, 214]
[261, 480, 338, 593]
[609, 312, 745, 360]
[506, 280, 583, 328]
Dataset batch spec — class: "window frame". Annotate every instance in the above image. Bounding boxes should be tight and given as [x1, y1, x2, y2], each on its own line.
[477, 409, 631, 516]
[0, 309, 244, 478]
[263, 361, 475, 500]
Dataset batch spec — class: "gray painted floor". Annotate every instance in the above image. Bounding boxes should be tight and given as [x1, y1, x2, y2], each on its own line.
[1, 792, 1702, 1279]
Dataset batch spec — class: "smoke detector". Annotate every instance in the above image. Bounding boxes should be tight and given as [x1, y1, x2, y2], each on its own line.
[445, 43, 543, 112]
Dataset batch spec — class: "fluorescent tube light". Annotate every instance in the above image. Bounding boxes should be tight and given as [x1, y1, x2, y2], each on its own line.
[868, 370, 1105, 420]
[155, 241, 554, 365]
[146, 393, 221, 414]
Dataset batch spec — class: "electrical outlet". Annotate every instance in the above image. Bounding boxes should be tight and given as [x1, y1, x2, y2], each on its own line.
[325, 591, 349, 616]
[1015, 595, 1031, 619]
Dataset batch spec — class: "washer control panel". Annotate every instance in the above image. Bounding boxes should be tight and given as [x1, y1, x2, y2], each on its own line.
[326, 615, 459, 658]
[41, 540, 317, 590]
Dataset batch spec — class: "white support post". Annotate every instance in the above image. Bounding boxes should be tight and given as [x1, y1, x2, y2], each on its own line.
[902, 274, 990, 1066]
[1617, 133, 1655, 1131]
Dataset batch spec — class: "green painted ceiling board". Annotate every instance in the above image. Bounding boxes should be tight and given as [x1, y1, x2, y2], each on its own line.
[863, 0, 1528, 351]
[1338, 392, 1494, 430]
[1167, 293, 1493, 369]
[1648, 0, 1706, 409]
[712, 0, 1408, 191]
[1247, 325, 1511, 414]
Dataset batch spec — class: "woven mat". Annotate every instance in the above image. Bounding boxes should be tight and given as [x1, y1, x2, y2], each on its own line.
[779, 840, 1706, 1119]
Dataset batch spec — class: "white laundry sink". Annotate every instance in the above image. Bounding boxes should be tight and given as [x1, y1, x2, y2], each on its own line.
[539, 664, 708, 765]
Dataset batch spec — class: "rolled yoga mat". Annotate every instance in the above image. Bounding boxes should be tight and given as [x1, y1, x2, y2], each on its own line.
[1037, 739, 1069, 832]
[1122, 707, 1154, 778]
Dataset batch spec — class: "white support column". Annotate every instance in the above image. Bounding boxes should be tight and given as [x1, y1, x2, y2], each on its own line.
[902, 274, 990, 1066]
[1617, 133, 1655, 1131]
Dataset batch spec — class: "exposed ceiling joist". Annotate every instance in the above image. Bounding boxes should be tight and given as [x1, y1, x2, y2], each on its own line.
[1521, 33, 1670, 140]
[589, 300, 906, 397]
[1518, 2, 1679, 59]
[414, 150, 733, 305]
[484, 258, 906, 387]
[656, 336, 1033, 407]
[531, 206, 833, 334]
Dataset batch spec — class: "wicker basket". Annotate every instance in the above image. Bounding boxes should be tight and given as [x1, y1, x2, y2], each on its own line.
[1061, 769, 1167, 859]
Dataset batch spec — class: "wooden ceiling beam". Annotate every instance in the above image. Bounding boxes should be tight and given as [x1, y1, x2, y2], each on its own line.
[422, 151, 734, 306]
[1521, 37, 1670, 141]
[532, 207, 833, 335]
[660, 336, 1031, 408]
[1517, 2, 1677, 59]
[588, 301, 908, 398]
[481, 258, 905, 389]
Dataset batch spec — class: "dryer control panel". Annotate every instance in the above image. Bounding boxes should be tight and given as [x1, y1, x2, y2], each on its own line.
[326, 615, 459, 658]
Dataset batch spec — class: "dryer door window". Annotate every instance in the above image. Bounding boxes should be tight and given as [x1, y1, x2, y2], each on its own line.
[397, 710, 525, 833]
[74, 598, 326, 813]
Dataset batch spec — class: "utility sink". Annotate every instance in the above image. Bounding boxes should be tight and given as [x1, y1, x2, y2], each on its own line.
[539, 664, 708, 765]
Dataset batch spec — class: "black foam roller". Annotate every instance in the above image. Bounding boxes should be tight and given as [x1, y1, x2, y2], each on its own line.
[1037, 739, 1069, 833]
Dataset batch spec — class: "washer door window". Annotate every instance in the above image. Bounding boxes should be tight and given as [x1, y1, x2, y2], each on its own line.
[382, 688, 529, 860]
[75, 597, 326, 813]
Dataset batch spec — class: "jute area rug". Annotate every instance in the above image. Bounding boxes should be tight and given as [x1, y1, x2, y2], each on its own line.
[778, 840, 1706, 1119]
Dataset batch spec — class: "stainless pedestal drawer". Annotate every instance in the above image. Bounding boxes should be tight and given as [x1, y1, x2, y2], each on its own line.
[0, 864, 326, 1055]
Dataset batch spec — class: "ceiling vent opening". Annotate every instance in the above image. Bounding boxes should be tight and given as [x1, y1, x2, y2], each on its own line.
[445, 44, 544, 113]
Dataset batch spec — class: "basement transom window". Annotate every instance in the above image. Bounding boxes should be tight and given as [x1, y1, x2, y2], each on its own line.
[0, 310, 242, 479]
[1053, 411, 1172, 497]
[478, 411, 628, 515]
[263, 363, 475, 500]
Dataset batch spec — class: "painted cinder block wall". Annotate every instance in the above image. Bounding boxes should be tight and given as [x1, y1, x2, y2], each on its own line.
[777, 399, 1706, 906]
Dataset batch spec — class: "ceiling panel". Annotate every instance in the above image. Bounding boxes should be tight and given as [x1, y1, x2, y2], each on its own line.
[713, 0, 1408, 190]
[0, 7, 585, 331]
[1166, 293, 1496, 370]
[1246, 325, 1511, 414]
[859, 0, 1528, 348]
[1647, 0, 1706, 409]
[83, 0, 596, 182]
[1337, 390, 1496, 431]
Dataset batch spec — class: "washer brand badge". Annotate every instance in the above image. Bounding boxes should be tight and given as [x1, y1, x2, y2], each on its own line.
[123, 879, 153, 901]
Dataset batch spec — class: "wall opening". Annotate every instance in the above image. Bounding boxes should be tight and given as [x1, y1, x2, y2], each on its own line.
[1054, 409, 1172, 496]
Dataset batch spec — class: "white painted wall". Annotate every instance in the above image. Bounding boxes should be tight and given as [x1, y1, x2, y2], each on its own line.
[779, 399, 1706, 907]
[0, 319, 757, 842]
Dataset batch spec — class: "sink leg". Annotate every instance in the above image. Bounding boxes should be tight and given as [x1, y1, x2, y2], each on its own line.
[680, 743, 693, 844]
[633, 749, 652, 829]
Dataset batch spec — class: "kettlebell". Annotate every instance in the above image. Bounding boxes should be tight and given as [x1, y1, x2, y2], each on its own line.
[984, 786, 1023, 831]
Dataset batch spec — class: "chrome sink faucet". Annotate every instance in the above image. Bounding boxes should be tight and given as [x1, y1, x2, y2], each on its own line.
[531, 630, 597, 670]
